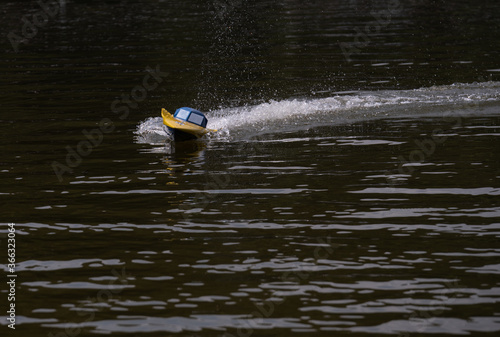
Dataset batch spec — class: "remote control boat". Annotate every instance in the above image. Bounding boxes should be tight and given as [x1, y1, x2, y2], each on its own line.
[161, 107, 216, 141]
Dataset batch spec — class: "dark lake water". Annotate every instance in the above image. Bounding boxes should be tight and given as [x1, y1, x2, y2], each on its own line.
[1, 0, 500, 336]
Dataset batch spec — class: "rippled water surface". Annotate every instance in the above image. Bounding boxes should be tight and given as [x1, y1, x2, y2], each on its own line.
[1, 0, 500, 336]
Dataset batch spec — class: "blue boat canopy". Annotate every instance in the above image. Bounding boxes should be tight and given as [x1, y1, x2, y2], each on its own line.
[174, 107, 208, 128]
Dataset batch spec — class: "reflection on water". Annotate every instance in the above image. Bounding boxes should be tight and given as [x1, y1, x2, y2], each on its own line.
[3, 110, 500, 335]
[1, 0, 500, 336]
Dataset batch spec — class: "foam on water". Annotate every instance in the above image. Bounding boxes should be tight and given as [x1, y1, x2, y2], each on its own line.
[135, 116, 171, 145]
[135, 81, 500, 143]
